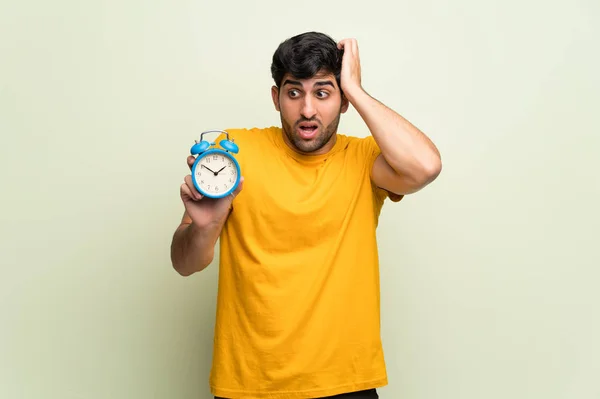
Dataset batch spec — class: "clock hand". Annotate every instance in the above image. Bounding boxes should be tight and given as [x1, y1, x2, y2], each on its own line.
[215, 166, 227, 174]
[201, 165, 217, 175]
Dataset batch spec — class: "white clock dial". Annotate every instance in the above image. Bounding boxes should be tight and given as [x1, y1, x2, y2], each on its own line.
[194, 152, 237, 195]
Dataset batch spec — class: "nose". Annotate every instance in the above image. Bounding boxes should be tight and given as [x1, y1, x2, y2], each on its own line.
[300, 97, 317, 119]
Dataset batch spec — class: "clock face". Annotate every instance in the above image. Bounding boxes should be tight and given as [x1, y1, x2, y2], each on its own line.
[193, 152, 238, 196]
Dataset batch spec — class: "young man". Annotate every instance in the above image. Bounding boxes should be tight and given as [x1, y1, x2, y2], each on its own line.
[171, 32, 442, 399]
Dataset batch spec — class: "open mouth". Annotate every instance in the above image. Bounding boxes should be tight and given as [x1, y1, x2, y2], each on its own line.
[297, 122, 319, 139]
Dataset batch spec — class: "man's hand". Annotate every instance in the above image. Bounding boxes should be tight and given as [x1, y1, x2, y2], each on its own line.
[171, 156, 244, 277]
[181, 155, 244, 229]
[336, 38, 442, 196]
[337, 38, 363, 97]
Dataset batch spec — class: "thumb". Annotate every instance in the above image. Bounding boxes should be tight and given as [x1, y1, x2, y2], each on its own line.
[187, 156, 195, 170]
[231, 176, 244, 198]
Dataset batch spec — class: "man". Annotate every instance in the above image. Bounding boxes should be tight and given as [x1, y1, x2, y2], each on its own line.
[171, 32, 442, 399]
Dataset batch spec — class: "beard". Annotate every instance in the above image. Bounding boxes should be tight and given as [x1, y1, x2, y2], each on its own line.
[280, 111, 341, 154]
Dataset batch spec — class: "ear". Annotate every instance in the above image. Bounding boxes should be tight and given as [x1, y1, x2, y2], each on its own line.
[271, 85, 280, 111]
[340, 94, 349, 114]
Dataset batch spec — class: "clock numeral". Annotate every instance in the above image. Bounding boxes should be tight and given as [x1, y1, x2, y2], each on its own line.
[230, 170, 235, 175]
[207, 185, 211, 190]
[206, 158, 210, 163]
[224, 184, 228, 189]
[200, 180, 204, 185]
[213, 155, 218, 160]
[215, 186, 219, 192]
[229, 178, 232, 183]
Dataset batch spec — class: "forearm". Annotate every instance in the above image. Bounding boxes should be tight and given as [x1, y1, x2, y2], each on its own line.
[346, 87, 441, 179]
[170, 221, 222, 276]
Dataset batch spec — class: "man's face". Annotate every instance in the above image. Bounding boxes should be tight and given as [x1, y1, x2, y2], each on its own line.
[271, 71, 349, 155]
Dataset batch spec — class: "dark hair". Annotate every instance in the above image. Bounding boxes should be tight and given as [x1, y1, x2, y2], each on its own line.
[271, 31, 343, 89]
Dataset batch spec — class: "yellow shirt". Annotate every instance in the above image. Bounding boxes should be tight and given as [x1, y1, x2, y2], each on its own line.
[210, 126, 400, 398]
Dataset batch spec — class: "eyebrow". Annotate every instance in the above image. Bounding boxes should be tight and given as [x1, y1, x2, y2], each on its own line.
[282, 79, 336, 89]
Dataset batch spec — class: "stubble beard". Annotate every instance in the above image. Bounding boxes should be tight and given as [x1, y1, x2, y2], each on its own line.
[281, 111, 342, 154]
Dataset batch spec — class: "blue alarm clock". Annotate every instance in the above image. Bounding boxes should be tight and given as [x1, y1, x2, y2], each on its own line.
[190, 130, 241, 199]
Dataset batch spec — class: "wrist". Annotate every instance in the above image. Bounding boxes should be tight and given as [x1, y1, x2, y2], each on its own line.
[342, 84, 367, 104]
[186, 217, 226, 239]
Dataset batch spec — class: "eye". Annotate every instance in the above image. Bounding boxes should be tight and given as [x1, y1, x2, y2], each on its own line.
[315, 90, 329, 99]
[288, 89, 301, 98]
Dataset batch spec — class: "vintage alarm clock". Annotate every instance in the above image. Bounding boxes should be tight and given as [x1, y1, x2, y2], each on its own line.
[190, 130, 241, 199]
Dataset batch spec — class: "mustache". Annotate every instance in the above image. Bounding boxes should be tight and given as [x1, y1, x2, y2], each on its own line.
[294, 117, 323, 127]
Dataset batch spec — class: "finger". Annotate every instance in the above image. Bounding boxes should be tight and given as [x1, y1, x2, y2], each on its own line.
[184, 175, 203, 200]
[226, 177, 244, 208]
[339, 38, 356, 54]
[187, 155, 195, 170]
[180, 183, 203, 202]
[231, 176, 245, 197]
[337, 38, 350, 50]
[351, 39, 358, 55]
